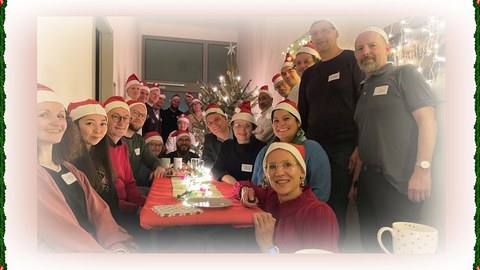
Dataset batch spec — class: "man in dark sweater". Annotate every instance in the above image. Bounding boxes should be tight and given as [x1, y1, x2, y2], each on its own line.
[298, 19, 365, 249]
[202, 103, 233, 168]
[160, 94, 183, 142]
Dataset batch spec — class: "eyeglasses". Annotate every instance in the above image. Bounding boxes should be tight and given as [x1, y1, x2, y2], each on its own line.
[233, 123, 253, 130]
[266, 161, 298, 174]
[110, 113, 130, 123]
[148, 142, 164, 148]
[131, 110, 147, 120]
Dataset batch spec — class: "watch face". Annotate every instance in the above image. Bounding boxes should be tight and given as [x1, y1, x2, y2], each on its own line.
[421, 161, 431, 169]
[268, 246, 279, 254]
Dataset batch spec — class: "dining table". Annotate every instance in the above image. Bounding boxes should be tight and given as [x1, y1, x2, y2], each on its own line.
[139, 175, 262, 253]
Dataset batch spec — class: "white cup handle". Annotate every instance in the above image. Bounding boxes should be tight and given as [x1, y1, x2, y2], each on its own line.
[377, 227, 395, 254]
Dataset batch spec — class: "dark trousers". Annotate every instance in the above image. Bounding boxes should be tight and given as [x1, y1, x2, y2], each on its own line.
[357, 166, 423, 253]
[323, 141, 356, 249]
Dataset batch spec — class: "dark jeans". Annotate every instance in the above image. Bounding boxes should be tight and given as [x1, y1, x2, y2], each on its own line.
[357, 167, 423, 253]
[323, 141, 356, 249]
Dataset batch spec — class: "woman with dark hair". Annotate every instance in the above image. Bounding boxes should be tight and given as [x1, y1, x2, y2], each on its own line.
[59, 99, 120, 218]
[36, 83, 136, 253]
[251, 99, 331, 202]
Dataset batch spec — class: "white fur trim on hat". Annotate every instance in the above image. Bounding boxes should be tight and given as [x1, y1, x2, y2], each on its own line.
[357, 26, 390, 44]
[296, 47, 320, 59]
[145, 134, 163, 144]
[125, 80, 141, 91]
[273, 100, 301, 124]
[37, 90, 63, 105]
[105, 101, 130, 114]
[70, 104, 107, 122]
[205, 107, 226, 117]
[177, 116, 190, 125]
[263, 142, 306, 174]
[231, 112, 255, 124]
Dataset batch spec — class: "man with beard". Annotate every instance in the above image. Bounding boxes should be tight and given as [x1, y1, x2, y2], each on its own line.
[298, 19, 365, 250]
[352, 26, 437, 252]
[254, 85, 274, 144]
[164, 130, 199, 164]
[122, 100, 165, 192]
[161, 94, 183, 142]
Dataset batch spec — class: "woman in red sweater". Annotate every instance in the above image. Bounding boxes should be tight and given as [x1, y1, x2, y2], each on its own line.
[235, 142, 339, 253]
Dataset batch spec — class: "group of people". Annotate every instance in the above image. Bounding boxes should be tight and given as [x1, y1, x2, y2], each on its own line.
[36, 19, 437, 254]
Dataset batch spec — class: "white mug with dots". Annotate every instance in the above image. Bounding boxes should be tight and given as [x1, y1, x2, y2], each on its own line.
[377, 222, 438, 254]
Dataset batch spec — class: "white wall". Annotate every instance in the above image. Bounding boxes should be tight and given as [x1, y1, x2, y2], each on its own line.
[37, 16, 95, 105]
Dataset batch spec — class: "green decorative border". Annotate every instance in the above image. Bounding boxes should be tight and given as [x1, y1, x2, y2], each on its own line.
[476, 1, 480, 270]
[0, 0, 5, 269]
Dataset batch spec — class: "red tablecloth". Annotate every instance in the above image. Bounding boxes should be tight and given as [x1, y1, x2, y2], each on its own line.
[140, 177, 260, 230]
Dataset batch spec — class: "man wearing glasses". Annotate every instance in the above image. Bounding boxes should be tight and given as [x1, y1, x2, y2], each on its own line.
[122, 100, 166, 194]
[298, 20, 365, 250]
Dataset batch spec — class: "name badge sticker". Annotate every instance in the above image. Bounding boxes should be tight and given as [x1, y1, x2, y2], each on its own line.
[241, 164, 253, 172]
[135, 148, 141, 155]
[61, 172, 78, 185]
[373, 85, 389, 96]
[328, 72, 340, 82]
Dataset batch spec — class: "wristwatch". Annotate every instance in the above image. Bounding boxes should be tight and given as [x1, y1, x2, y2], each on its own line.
[267, 246, 280, 254]
[415, 160, 431, 169]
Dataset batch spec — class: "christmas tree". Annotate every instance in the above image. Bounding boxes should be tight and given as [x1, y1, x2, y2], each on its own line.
[198, 43, 258, 117]
[191, 43, 258, 156]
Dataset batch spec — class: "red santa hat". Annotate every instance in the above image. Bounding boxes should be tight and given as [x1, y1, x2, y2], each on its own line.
[127, 99, 147, 110]
[177, 114, 190, 125]
[144, 131, 163, 144]
[263, 142, 306, 173]
[140, 81, 150, 92]
[125, 73, 141, 90]
[191, 98, 202, 106]
[149, 82, 161, 93]
[37, 83, 63, 105]
[68, 99, 107, 121]
[272, 99, 301, 124]
[203, 103, 226, 117]
[170, 94, 181, 101]
[185, 92, 194, 99]
[296, 42, 320, 60]
[282, 52, 295, 68]
[231, 100, 255, 124]
[272, 73, 284, 86]
[103, 96, 130, 114]
[171, 130, 191, 140]
[259, 85, 272, 98]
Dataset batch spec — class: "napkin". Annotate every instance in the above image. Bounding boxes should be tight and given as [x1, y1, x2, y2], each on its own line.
[151, 205, 204, 217]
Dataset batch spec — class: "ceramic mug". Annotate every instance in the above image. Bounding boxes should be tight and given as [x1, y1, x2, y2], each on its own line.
[160, 158, 171, 168]
[173, 157, 183, 170]
[377, 222, 438, 254]
[190, 158, 204, 170]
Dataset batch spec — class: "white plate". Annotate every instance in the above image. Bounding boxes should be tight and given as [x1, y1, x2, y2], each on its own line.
[185, 197, 233, 208]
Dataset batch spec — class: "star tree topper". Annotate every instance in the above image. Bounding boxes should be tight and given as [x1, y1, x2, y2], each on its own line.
[225, 42, 237, 55]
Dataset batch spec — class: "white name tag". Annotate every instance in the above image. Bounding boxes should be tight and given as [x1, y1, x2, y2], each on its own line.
[373, 85, 389, 96]
[61, 172, 78, 185]
[135, 148, 141, 155]
[241, 164, 253, 172]
[328, 72, 340, 82]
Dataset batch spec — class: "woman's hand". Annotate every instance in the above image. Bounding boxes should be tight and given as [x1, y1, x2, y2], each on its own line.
[240, 187, 258, 207]
[253, 212, 276, 253]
